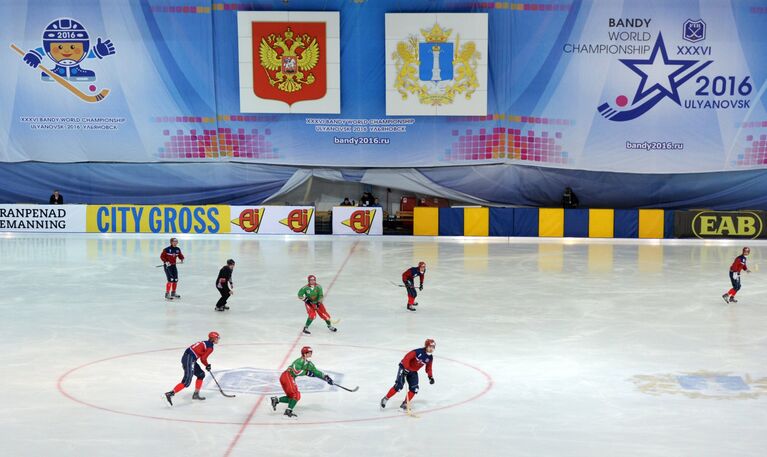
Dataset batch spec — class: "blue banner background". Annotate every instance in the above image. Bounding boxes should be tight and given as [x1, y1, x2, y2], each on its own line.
[1, 0, 767, 207]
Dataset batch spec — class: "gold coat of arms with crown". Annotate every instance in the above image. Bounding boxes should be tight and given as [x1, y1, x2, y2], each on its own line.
[392, 23, 481, 106]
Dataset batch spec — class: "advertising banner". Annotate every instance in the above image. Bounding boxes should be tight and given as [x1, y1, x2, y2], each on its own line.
[229, 206, 315, 234]
[86, 205, 230, 233]
[674, 210, 766, 239]
[332, 207, 382, 235]
[0, 1, 764, 172]
[0, 204, 85, 232]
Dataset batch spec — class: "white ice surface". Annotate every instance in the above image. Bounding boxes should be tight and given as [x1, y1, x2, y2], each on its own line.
[1, 234, 767, 457]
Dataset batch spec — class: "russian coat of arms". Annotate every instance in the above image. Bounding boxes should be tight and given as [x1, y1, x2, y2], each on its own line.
[252, 22, 326, 105]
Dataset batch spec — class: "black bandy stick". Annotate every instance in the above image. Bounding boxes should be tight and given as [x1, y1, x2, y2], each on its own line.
[334, 383, 359, 392]
[208, 369, 236, 397]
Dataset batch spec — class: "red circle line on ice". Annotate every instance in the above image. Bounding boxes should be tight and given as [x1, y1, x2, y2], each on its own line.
[57, 342, 493, 426]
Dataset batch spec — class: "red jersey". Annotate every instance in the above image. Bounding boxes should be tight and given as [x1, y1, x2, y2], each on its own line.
[186, 340, 214, 365]
[402, 266, 425, 285]
[401, 348, 433, 377]
[730, 255, 748, 273]
[160, 246, 185, 265]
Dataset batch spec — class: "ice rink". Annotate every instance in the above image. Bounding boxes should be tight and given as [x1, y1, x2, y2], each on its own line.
[2, 233, 767, 457]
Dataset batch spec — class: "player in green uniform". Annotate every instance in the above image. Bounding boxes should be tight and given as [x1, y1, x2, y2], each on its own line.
[270, 346, 334, 418]
[297, 275, 337, 334]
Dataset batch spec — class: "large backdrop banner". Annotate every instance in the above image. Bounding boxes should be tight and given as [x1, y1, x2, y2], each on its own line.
[0, 0, 766, 173]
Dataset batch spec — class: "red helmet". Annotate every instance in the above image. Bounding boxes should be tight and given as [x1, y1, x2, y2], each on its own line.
[301, 346, 313, 356]
[424, 338, 436, 349]
[208, 331, 220, 341]
[307, 275, 317, 284]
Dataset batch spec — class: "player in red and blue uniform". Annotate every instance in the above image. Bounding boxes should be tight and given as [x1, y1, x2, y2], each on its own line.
[402, 261, 426, 311]
[164, 331, 219, 405]
[723, 247, 750, 304]
[160, 237, 185, 300]
[380, 339, 435, 411]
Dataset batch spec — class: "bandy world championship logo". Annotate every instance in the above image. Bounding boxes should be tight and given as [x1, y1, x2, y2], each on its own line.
[596, 18, 753, 122]
[10, 17, 116, 103]
[342, 209, 376, 234]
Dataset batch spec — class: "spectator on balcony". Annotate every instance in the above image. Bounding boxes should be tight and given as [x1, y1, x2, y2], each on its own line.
[340, 197, 354, 206]
[561, 187, 579, 208]
[360, 192, 375, 207]
[49, 190, 64, 204]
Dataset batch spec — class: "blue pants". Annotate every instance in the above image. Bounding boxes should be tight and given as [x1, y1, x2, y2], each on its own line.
[181, 349, 205, 387]
[164, 264, 179, 283]
[403, 279, 417, 300]
[392, 363, 419, 394]
[729, 271, 741, 291]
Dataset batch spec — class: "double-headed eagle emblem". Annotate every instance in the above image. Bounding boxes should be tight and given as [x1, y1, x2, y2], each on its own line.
[259, 27, 319, 93]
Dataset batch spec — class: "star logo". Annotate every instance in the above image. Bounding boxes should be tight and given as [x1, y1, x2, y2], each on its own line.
[598, 33, 713, 122]
[620, 33, 697, 105]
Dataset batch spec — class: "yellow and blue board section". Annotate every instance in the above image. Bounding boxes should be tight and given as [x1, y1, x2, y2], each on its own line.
[414, 207, 673, 238]
[86, 205, 230, 233]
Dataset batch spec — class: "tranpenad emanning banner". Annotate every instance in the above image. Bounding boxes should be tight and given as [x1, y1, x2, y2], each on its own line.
[0, 204, 86, 232]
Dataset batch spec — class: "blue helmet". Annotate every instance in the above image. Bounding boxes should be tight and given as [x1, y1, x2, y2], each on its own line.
[42, 18, 90, 62]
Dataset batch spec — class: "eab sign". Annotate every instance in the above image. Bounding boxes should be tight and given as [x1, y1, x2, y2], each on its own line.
[674, 210, 766, 239]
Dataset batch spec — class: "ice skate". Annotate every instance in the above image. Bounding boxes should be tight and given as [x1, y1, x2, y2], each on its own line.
[284, 408, 298, 418]
[722, 293, 730, 304]
[192, 391, 206, 401]
[164, 391, 174, 406]
[380, 396, 388, 408]
[327, 325, 337, 332]
[302, 327, 311, 335]
[270, 396, 279, 411]
[729, 296, 738, 303]
[171, 292, 181, 299]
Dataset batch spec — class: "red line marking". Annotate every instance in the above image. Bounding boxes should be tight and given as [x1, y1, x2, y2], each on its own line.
[222, 240, 359, 457]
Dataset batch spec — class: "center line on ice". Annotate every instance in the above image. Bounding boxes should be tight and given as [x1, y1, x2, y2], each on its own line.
[222, 240, 359, 457]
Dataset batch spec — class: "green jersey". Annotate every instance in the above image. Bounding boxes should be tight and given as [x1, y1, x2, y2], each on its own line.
[298, 285, 324, 304]
[285, 357, 324, 379]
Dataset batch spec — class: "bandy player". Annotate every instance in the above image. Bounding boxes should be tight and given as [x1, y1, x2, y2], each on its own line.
[164, 332, 219, 405]
[722, 247, 750, 304]
[160, 237, 184, 300]
[402, 262, 426, 311]
[380, 339, 435, 411]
